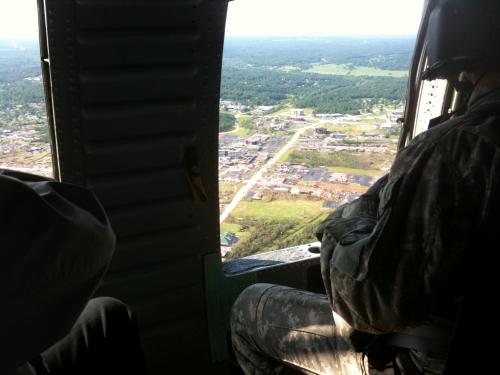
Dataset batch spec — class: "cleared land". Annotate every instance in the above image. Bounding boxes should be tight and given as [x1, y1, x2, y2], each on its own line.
[231, 199, 323, 222]
[326, 166, 384, 176]
[0, 149, 51, 165]
[305, 64, 408, 78]
[224, 199, 328, 259]
[285, 150, 394, 171]
[219, 181, 243, 205]
[322, 123, 383, 135]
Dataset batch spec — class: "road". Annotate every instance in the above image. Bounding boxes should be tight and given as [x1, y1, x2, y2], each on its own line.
[219, 121, 320, 224]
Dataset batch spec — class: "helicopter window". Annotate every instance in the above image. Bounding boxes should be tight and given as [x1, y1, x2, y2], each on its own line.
[413, 77, 448, 137]
[0, 1, 53, 178]
[219, 0, 424, 261]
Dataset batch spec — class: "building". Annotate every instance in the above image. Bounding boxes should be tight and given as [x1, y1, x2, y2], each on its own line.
[220, 232, 240, 247]
[315, 127, 330, 135]
[387, 110, 404, 123]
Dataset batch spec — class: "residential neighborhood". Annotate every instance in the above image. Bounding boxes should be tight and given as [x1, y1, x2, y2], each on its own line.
[217, 102, 401, 256]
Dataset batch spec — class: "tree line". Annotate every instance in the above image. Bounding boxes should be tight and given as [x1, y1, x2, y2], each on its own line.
[219, 112, 236, 132]
[0, 81, 44, 110]
[225, 214, 327, 259]
[223, 36, 415, 70]
[221, 66, 406, 114]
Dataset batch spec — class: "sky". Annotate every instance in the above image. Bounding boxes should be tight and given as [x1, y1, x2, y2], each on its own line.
[0, 0, 425, 39]
[226, 0, 425, 37]
[0, 1, 39, 39]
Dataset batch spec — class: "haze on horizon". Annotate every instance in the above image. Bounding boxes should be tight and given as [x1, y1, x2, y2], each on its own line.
[226, 0, 424, 37]
[0, 0, 424, 39]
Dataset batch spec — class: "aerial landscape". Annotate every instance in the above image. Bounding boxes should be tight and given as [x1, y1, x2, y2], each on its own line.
[218, 37, 411, 258]
[0, 39, 50, 176]
[0, 36, 414, 259]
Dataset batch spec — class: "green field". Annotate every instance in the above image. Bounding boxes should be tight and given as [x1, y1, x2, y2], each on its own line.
[269, 104, 293, 116]
[322, 123, 388, 136]
[224, 199, 328, 259]
[220, 223, 241, 238]
[284, 150, 393, 171]
[276, 65, 301, 72]
[233, 127, 250, 137]
[326, 166, 385, 176]
[306, 64, 408, 78]
[277, 148, 293, 164]
[231, 199, 324, 221]
[220, 222, 240, 233]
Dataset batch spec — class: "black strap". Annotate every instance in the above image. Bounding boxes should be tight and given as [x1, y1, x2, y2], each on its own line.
[385, 325, 451, 354]
[395, 349, 422, 375]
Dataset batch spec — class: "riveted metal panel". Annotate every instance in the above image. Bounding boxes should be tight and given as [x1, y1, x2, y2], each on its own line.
[41, 0, 228, 372]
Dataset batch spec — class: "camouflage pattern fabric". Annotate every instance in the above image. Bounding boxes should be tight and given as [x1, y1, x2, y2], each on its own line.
[316, 87, 500, 335]
[231, 283, 368, 375]
[404, 349, 446, 375]
[315, 88, 500, 373]
[231, 88, 500, 374]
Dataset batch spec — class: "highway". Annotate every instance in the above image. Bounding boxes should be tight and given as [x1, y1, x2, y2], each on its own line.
[219, 121, 320, 223]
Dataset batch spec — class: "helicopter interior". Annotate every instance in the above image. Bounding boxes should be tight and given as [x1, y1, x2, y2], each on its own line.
[3, 0, 496, 373]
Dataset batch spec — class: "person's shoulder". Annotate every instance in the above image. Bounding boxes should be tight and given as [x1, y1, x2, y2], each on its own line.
[404, 109, 500, 155]
[436, 110, 500, 155]
[394, 119, 457, 164]
[389, 115, 478, 179]
[433, 111, 500, 181]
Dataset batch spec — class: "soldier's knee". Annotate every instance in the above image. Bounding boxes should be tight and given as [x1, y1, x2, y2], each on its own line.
[77, 297, 135, 332]
[230, 283, 277, 331]
[87, 297, 131, 317]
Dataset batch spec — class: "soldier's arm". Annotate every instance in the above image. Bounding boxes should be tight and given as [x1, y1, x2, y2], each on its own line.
[321, 142, 469, 334]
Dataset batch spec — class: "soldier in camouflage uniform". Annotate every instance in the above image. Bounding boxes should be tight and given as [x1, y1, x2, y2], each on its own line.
[231, 1, 500, 373]
[231, 284, 367, 375]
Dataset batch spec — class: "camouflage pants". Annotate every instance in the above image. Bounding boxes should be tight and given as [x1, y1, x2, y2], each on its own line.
[230, 283, 368, 375]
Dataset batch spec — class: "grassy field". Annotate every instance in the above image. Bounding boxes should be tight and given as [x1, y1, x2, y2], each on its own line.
[233, 127, 250, 137]
[326, 166, 386, 176]
[220, 222, 240, 233]
[271, 105, 293, 116]
[276, 65, 301, 72]
[305, 64, 408, 77]
[0, 149, 51, 164]
[223, 199, 329, 259]
[221, 198, 324, 254]
[277, 148, 293, 164]
[220, 181, 242, 191]
[231, 199, 324, 221]
[219, 181, 243, 205]
[284, 150, 394, 171]
[322, 124, 381, 135]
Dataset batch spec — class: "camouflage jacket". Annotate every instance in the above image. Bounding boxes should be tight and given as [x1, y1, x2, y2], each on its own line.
[316, 87, 500, 335]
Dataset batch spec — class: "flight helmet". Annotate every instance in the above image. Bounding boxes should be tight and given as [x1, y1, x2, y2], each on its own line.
[423, 0, 500, 81]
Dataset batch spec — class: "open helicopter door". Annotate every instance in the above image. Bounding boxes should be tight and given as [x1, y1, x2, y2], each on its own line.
[37, 0, 229, 373]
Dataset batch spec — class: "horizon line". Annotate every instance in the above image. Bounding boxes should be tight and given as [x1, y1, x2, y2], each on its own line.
[1, 33, 418, 41]
[225, 34, 417, 38]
